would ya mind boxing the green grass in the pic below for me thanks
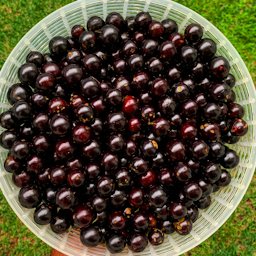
[0,0,255,255]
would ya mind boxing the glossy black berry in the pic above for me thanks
[18,63,39,84]
[7,83,32,104]
[49,36,68,57]
[221,149,239,169]
[80,226,102,247]
[197,39,217,61]
[128,233,148,252]
[135,12,152,30]
[18,186,41,209]
[106,12,125,31]
[34,204,53,225]
[210,57,230,79]
[185,23,203,43]
[100,25,120,51]
[162,18,178,36]
[106,234,126,253]
[87,16,105,31]
[0,130,17,149]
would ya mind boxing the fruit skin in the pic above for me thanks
[79,31,96,51]
[149,21,164,38]
[204,103,221,121]
[87,16,105,31]
[72,125,91,144]
[197,38,217,61]
[122,95,138,115]
[230,119,248,136]
[169,32,185,48]
[49,36,68,57]
[128,233,148,252]
[50,211,71,234]
[27,155,43,174]
[0,111,16,129]
[62,64,83,84]
[97,176,114,196]
[192,140,209,160]
[196,196,211,209]
[7,83,32,104]
[12,101,32,121]
[50,114,70,136]
[26,51,45,67]
[209,142,226,159]
[73,205,94,228]
[151,78,169,97]
[85,163,100,180]
[109,211,126,230]
[67,169,85,187]
[217,170,231,187]
[228,102,244,119]
[187,206,199,223]
[106,234,126,253]
[56,187,75,209]
[83,141,101,159]
[4,155,21,173]
[99,25,120,51]
[74,104,94,124]
[198,180,213,197]
[71,24,85,38]
[11,140,31,160]
[153,118,170,136]
[18,63,39,84]
[184,183,203,201]
[80,227,102,247]
[181,46,197,65]
[162,18,178,36]
[174,218,192,235]
[108,112,126,132]
[185,23,203,43]
[131,157,148,175]
[36,73,55,91]
[18,186,41,209]
[116,168,131,188]
[129,188,144,207]
[106,12,125,31]
[139,169,157,187]
[106,89,122,106]
[175,162,192,182]
[221,149,239,169]
[149,187,167,208]
[225,74,236,87]
[50,167,66,186]
[169,202,187,219]
[34,204,53,225]
[135,12,152,30]
[0,130,17,149]
[181,121,197,140]
[166,140,185,162]
[148,228,164,246]
[133,212,149,231]
[204,163,222,183]
[103,153,119,171]
[210,57,230,79]
[12,170,31,187]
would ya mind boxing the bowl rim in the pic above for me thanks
[0,0,255,255]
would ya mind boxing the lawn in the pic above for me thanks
[0,0,255,255]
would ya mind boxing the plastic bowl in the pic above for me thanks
[0,0,255,255]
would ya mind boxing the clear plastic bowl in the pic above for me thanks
[0,0,255,255]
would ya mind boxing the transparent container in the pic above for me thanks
[0,0,255,255]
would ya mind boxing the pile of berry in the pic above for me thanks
[0,11,248,253]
